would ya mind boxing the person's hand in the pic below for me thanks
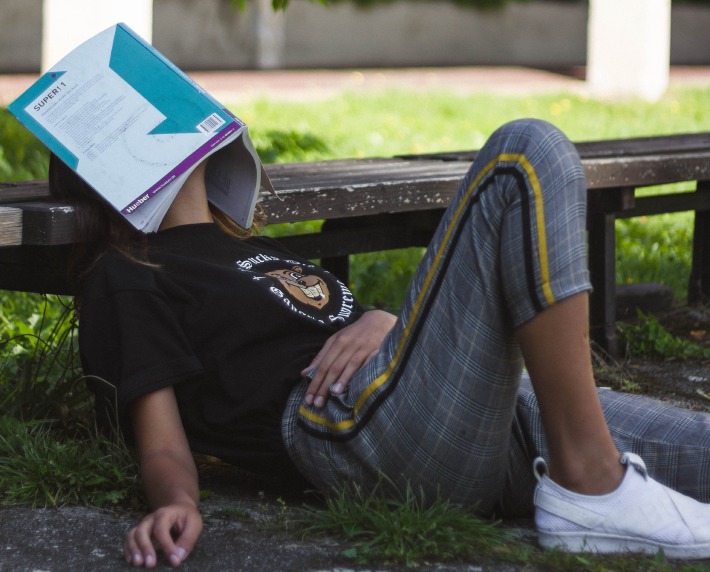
[124,502,202,568]
[302,309,397,408]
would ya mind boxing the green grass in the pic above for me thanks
[616,212,695,300]
[0,107,49,180]
[0,294,85,421]
[286,479,710,571]
[0,416,142,509]
[288,479,514,567]
[620,311,710,361]
[239,86,710,160]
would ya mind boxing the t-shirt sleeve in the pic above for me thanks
[78,253,205,425]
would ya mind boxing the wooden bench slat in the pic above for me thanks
[576,132,710,158]
[0,244,75,295]
[618,190,710,219]
[0,207,22,246]
[0,181,53,204]
[583,151,710,190]
[10,202,77,246]
[401,132,710,161]
[279,223,434,260]
[3,151,710,244]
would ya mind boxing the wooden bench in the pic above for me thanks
[1,132,709,357]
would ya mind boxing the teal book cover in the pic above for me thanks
[9,23,267,232]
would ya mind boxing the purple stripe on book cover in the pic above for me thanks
[120,122,240,215]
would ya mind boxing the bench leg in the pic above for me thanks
[588,210,619,358]
[321,255,350,284]
[688,181,710,305]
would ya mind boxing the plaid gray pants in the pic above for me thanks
[282,119,710,517]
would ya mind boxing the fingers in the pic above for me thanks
[124,507,202,568]
[302,310,397,409]
[124,516,159,568]
[152,519,184,568]
[304,363,353,408]
[303,335,370,408]
[170,512,203,566]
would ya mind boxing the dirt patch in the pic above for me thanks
[594,305,710,412]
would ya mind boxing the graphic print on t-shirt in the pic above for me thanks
[265,266,330,309]
[234,251,357,327]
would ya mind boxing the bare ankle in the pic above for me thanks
[549,454,624,496]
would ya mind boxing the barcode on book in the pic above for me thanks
[197,113,226,134]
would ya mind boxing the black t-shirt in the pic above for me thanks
[79,223,365,474]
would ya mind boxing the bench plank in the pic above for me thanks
[0,207,22,246]
[5,148,710,244]
[0,181,50,205]
[0,244,74,295]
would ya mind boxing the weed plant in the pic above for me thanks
[289,479,515,567]
[0,295,88,422]
[620,311,710,361]
[0,416,142,509]
[0,294,139,510]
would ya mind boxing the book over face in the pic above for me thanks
[9,23,272,233]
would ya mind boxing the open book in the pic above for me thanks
[9,23,273,233]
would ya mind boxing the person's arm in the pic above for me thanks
[123,386,203,569]
[302,309,397,408]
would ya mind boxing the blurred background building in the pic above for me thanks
[2,0,709,101]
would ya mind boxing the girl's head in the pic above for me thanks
[48,153,145,265]
[48,154,265,260]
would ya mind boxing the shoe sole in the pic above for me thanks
[538,531,710,560]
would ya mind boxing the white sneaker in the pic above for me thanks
[533,452,710,559]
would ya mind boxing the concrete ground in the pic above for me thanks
[0,461,537,572]
[1,67,710,571]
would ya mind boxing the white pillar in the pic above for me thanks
[254,0,285,69]
[587,0,671,102]
[42,0,153,71]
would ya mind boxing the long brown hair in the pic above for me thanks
[48,154,266,288]
[49,154,147,263]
